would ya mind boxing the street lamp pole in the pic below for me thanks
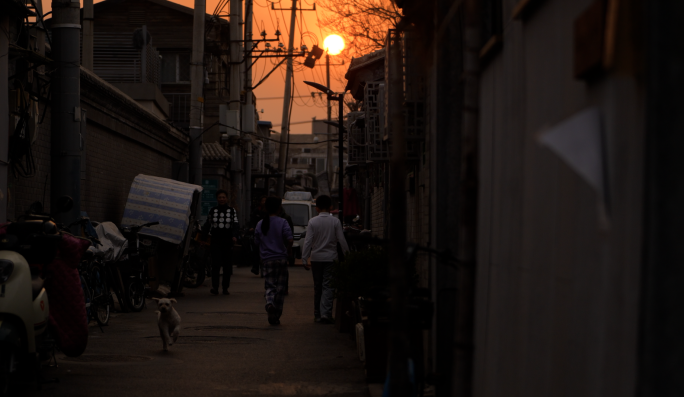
[303,80,345,218]
[326,53,333,187]
[337,93,344,219]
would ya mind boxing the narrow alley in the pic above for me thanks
[28,267,369,397]
[4,0,684,396]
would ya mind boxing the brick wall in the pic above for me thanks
[81,122,173,223]
[8,68,187,224]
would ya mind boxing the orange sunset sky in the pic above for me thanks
[44,0,348,134]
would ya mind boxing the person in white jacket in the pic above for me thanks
[301,195,349,323]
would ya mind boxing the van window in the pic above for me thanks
[282,204,310,226]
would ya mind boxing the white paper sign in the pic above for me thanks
[539,107,605,196]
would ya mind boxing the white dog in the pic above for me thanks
[153,298,181,351]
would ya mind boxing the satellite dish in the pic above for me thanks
[133,28,152,48]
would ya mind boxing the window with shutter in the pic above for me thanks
[161,54,176,83]
[178,53,191,82]
[160,53,191,83]
[128,6,146,26]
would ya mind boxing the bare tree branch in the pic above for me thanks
[318,0,401,60]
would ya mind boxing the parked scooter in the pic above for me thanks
[343,215,372,252]
[0,197,88,394]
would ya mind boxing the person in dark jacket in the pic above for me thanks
[249,196,268,231]
[202,189,239,295]
[254,197,293,325]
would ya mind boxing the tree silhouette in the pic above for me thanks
[318,0,401,60]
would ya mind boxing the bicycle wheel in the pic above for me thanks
[109,266,131,313]
[126,279,146,312]
[90,264,111,326]
[80,274,93,323]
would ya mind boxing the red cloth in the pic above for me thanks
[46,233,90,357]
[0,223,90,357]
[343,188,360,217]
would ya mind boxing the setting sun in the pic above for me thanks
[323,34,345,56]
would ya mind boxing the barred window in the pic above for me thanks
[160,53,191,83]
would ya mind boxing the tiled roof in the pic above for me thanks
[344,48,386,80]
[202,142,231,161]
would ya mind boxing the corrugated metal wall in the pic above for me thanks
[474,0,645,396]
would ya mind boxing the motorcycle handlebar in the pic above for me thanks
[127,221,160,233]
[67,217,91,228]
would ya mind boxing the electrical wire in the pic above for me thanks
[212,122,338,145]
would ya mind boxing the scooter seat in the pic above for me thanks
[85,246,105,258]
[31,275,45,300]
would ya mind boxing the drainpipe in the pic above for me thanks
[451,0,481,395]
[242,0,254,225]
[82,0,94,70]
[51,0,82,227]
[386,28,411,396]
[244,140,252,225]
[0,15,8,222]
[189,0,206,187]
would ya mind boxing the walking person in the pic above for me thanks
[301,195,349,324]
[254,197,293,325]
[202,189,239,295]
[248,196,268,275]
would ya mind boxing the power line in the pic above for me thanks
[258,95,322,100]
[272,119,329,127]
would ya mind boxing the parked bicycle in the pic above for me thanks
[182,220,211,289]
[67,217,111,326]
[117,221,159,311]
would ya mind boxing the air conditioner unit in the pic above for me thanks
[219,104,227,134]
[220,107,240,136]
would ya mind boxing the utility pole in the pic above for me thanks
[337,92,344,218]
[276,0,298,197]
[51,0,82,228]
[0,15,8,222]
[243,0,254,224]
[326,53,333,187]
[82,0,94,70]
[229,0,242,114]
[229,0,243,217]
[189,0,206,188]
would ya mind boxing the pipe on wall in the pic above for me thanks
[0,15,8,222]
[51,0,82,227]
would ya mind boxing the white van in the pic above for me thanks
[281,193,316,259]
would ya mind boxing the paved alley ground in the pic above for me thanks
[27,266,370,397]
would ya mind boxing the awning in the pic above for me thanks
[121,175,202,245]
